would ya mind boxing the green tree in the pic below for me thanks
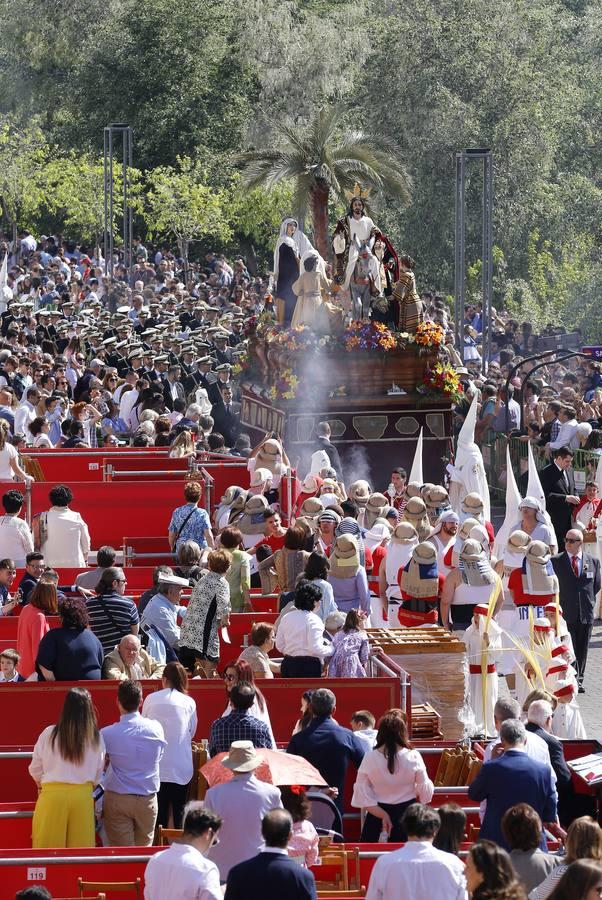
[237,105,411,258]
[145,157,232,279]
[0,116,48,244]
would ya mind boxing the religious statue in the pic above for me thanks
[273,218,310,325]
[350,241,380,321]
[291,252,331,328]
[332,186,378,290]
[392,254,424,332]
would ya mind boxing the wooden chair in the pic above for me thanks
[468,823,481,842]
[78,878,141,899]
[315,848,362,892]
[158,825,183,845]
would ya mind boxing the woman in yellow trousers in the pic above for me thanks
[29,687,105,848]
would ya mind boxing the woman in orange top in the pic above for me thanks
[17,582,58,678]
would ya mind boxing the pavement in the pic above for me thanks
[578,620,602,738]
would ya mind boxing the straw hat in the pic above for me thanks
[459,538,484,563]
[392,522,418,544]
[348,480,371,505]
[411,541,438,566]
[250,467,272,488]
[507,530,531,552]
[424,485,449,507]
[420,482,436,499]
[406,481,422,499]
[220,485,247,507]
[457,517,480,541]
[301,473,321,494]
[461,493,484,516]
[299,497,324,518]
[404,496,427,518]
[221,741,262,772]
[525,540,551,564]
[243,494,269,515]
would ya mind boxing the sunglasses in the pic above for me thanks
[565,538,582,543]
[223,673,236,682]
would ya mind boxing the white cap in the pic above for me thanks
[158,574,190,588]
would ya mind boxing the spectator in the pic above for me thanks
[0,557,20,614]
[225,809,317,900]
[275,580,333,677]
[103,633,163,680]
[287,688,365,814]
[492,385,522,433]
[177,549,231,677]
[33,484,90,568]
[28,687,105,848]
[0,648,25,682]
[75,545,117,591]
[303,552,338,623]
[262,527,311,594]
[545,860,602,900]
[328,608,370,677]
[16,581,58,678]
[0,489,33,565]
[138,564,173,617]
[292,690,314,736]
[237,622,281,678]
[468,719,558,851]
[502,803,560,893]
[142,662,198,829]
[15,888,52,900]
[350,709,378,752]
[86,566,139,655]
[101,680,166,846]
[220,526,251,613]
[280,786,320,868]
[173,540,205,585]
[526,700,573,824]
[0,419,31,482]
[550,406,579,451]
[17,552,45,605]
[539,447,579,550]
[465,841,527,900]
[529,816,602,900]
[13,387,40,443]
[433,803,467,857]
[144,805,223,900]
[327,534,371,614]
[140,573,189,663]
[168,481,214,555]
[36,596,104,681]
[352,710,434,841]
[208,682,273,757]
[365,803,467,900]
[204,741,283,882]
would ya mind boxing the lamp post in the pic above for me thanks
[103,124,134,278]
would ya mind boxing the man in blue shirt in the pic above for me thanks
[208,683,273,756]
[287,688,365,814]
[101,680,166,846]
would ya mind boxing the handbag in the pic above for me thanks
[172,506,197,559]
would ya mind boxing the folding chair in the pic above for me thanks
[78,878,141,899]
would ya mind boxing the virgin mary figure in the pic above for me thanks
[273,218,313,325]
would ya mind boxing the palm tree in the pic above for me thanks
[237,106,412,259]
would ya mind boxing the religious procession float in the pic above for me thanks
[238,187,459,477]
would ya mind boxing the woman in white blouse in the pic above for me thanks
[352,710,434,842]
[275,580,333,678]
[142,661,198,829]
[29,687,105,848]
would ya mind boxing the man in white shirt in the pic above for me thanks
[203,741,282,882]
[14,386,40,439]
[366,803,467,900]
[0,489,34,565]
[550,406,579,451]
[144,805,222,900]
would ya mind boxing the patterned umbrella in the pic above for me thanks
[201,749,327,788]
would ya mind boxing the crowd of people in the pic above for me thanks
[1,232,602,900]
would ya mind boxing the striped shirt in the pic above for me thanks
[86,592,139,655]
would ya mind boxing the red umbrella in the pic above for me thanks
[201,749,327,788]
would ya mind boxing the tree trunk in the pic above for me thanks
[310,182,330,260]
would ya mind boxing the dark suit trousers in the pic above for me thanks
[568,622,593,682]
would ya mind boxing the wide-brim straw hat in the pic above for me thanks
[349,480,371,504]
[221,741,262,772]
[459,538,484,562]
[393,522,418,543]
[462,492,484,515]
[411,541,437,566]
[404,497,427,517]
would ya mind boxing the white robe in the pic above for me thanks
[552,700,586,739]
[464,619,502,737]
[334,215,376,290]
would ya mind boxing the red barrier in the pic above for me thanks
[29,481,190,550]
[23,449,170,483]
[219,613,278,657]
[0,677,400,747]
[104,457,193,481]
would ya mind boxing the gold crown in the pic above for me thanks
[344,182,372,201]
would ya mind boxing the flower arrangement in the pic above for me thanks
[268,367,299,402]
[231,349,250,378]
[419,362,462,403]
[273,325,331,353]
[397,321,445,351]
[341,320,396,353]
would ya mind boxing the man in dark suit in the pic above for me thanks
[207,364,233,406]
[526,698,574,825]
[225,809,316,900]
[468,719,559,851]
[312,421,344,481]
[162,365,186,411]
[287,688,365,814]
[211,386,240,448]
[539,446,580,549]
[551,528,601,691]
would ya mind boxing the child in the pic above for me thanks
[463,603,502,738]
[350,710,377,752]
[280,786,320,867]
[328,609,369,678]
[0,648,25,682]
[552,678,586,739]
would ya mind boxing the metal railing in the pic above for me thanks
[368,654,411,725]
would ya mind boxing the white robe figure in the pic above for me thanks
[333,213,377,290]
[194,386,212,416]
[551,682,587,739]
[273,218,313,281]
[447,395,491,522]
[527,443,558,551]
[464,613,502,737]
[409,427,424,486]
[493,446,522,562]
